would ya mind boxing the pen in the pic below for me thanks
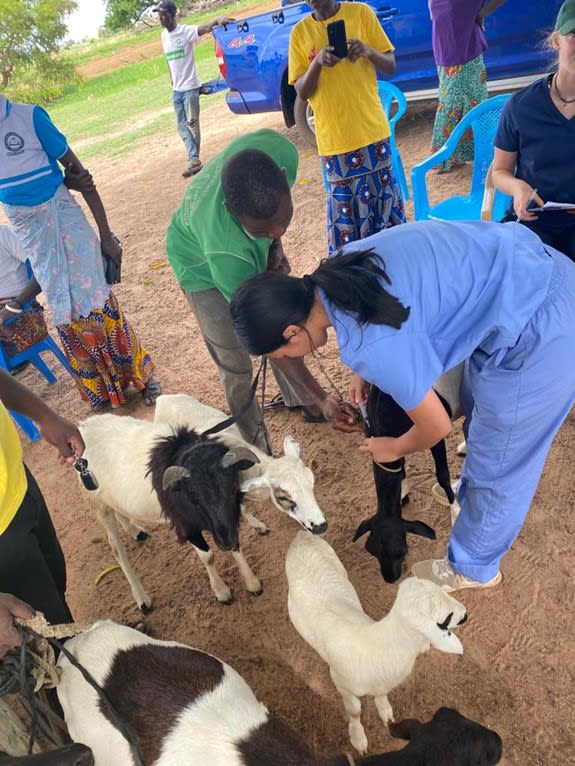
[517,188,538,223]
[358,401,371,433]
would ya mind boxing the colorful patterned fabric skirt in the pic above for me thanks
[322,138,406,254]
[431,55,488,173]
[56,291,154,410]
[0,299,48,356]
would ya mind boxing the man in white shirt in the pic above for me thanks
[153,0,233,178]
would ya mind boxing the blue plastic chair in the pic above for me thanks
[1,306,73,441]
[376,80,410,201]
[411,94,511,221]
[320,80,410,201]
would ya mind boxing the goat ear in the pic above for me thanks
[403,519,436,540]
[283,435,300,458]
[221,447,260,469]
[389,718,420,741]
[162,465,192,492]
[353,519,372,542]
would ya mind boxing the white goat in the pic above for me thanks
[285,532,468,754]
[79,414,264,610]
[154,394,327,534]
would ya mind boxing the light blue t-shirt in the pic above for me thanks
[320,220,553,411]
[0,100,67,206]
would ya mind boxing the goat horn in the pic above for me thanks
[162,465,191,491]
[221,447,260,468]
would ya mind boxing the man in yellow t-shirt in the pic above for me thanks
[289,0,406,253]
[0,369,84,625]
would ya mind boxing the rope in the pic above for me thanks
[0,616,145,765]
[372,459,403,473]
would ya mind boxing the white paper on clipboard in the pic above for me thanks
[529,201,575,211]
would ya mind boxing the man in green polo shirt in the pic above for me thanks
[167,128,354,452]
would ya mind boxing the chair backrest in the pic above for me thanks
[376,80,410,200]
[411,93,511,220]
[377,79,407,130]
[465,94,511,201]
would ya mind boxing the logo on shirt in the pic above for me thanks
[4,132,24,155]
[308,46,317,63]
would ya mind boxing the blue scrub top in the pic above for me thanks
[320,221,553,411]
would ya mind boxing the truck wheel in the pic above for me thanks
[294,96,317,149]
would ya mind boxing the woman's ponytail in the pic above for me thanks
[310,249,410,328]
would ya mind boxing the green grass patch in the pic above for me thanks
[44,0,275,160]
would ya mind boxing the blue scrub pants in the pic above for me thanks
[449,247,575,581]
[172,88,201,161]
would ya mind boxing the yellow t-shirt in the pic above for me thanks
[0,401,27,535]
[289,2,393,156]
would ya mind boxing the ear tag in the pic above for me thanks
[74,458,99,491]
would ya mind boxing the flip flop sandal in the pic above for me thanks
[301,406,326,423]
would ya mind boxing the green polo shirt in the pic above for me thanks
[166,129,299,301]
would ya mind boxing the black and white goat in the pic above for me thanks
[56,621,501,766]
[79,414,262,610]
[353,385,459,583]
[0,745,93,766]
[154,394,327,534]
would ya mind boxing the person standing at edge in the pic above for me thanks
[289,0,405,253]
[166,128,357,454]
[0,368,85,624]
[429,0,507,173]
[154,0,234,178]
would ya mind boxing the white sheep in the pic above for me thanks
[154,394,327,534]
[285,531,468,754]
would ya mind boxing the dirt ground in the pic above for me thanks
[12,98,575,764]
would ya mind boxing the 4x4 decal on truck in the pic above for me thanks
[227,33,256,49]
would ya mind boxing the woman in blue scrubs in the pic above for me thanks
[230,220,575,592]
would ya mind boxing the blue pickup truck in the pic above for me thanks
[207,0,562,131]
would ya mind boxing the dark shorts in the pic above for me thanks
[0,466,72,624]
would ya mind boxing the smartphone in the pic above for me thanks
[327,19,347,59]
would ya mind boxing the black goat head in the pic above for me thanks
[353,515,436,583]
[389,707,503,765]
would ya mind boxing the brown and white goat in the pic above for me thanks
[56,622,501,766]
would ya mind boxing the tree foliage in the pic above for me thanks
[104,0,186,32]
[0,0,78,92]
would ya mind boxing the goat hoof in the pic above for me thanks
[136,531,149,542]
[139,602,153,615]
[217,593,234,605]
[257,526,270,536]
[249,586,264,597]
[401,493,410,506]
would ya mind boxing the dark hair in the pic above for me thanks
[230,249,410,355]
[221,149,290,219]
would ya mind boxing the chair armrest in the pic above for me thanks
[480,163,495,221]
